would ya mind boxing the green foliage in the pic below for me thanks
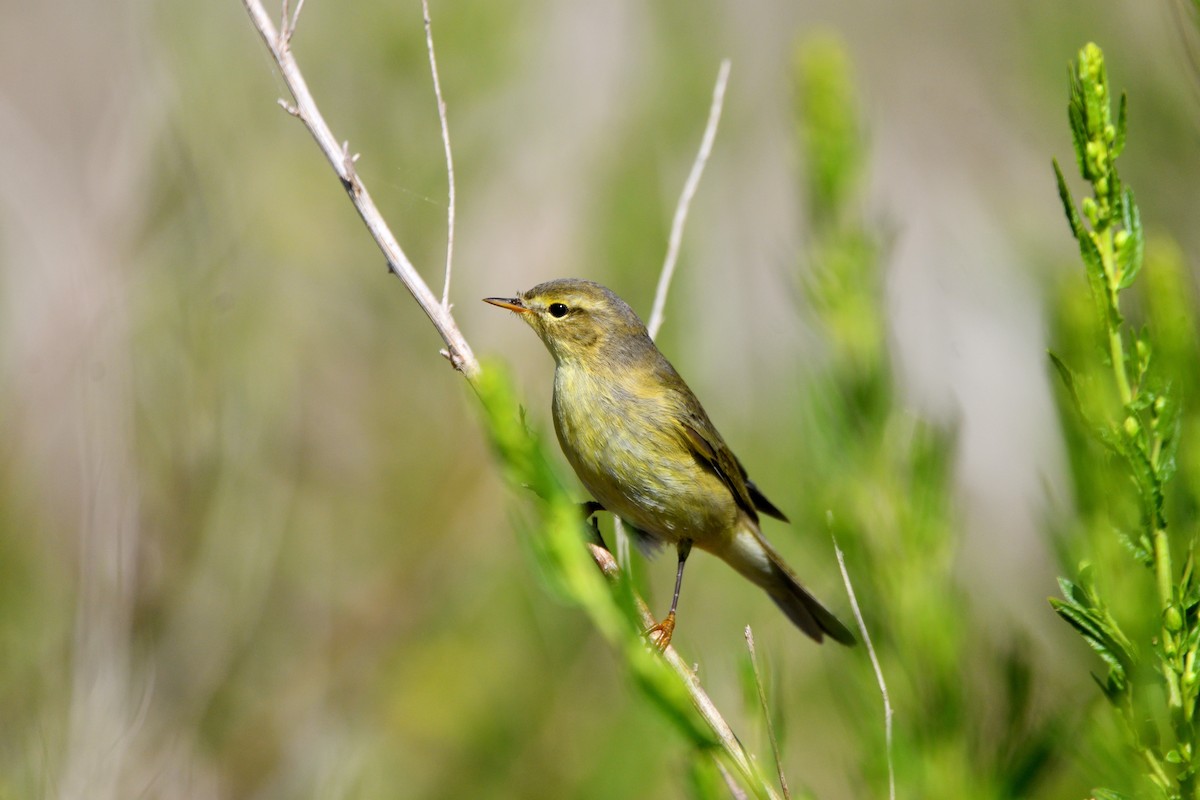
[1050,565,1136,702]
[795,34,882,380]
[794,33,1062,799]
[1049,42,1200,799]
[795,35,865,229]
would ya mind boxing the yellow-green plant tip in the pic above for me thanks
[1165,606,1183,633]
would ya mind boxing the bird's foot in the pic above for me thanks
[646,611,676,651]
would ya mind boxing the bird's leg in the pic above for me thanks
[580,501,607,549]
[647,539,693,651]
[580,500,605,520]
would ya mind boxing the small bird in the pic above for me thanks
[484,279,854,649]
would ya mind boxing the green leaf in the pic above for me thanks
[1113,92,1128,159]
[1049,597,1122,670]
[1048,351,1085,417]
[1068,83,1089,179]
[1156,399,1181,487]
[1053,160,1109,323]
[1093,421,1126,459]
[1050,567,1137,683]
[1090,788,1134,800]
[1077,560,1096,586]
[1056,574,1085,606]
[1054,160,1091,250]
[1181,551,1200,611]
[1080,45,1110,149]
[1089,669,1126,704]
[1131,331,1152,387]
[1115,528,1153,567]
[1116,187,1144,289]
[1103,425,1161,529]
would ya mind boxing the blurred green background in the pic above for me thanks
[1,0,1198,798]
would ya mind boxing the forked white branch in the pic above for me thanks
[279,0,305,45]
[241,0,478,376]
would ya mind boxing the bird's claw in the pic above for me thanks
[646,611,676,651]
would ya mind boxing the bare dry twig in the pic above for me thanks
[647,58,731,340]
[279,0,305,45]
[241,0,478,377]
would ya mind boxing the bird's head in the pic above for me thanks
[484,279,650,365]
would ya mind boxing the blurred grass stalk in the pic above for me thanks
[795,33,1061,797]
[1049,42,1200,798]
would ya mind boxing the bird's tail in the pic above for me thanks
[720,521,856,646]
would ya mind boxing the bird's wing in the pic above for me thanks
[740,465,789,523]
[678,418,760,523]
[677,416,789,523]
[657,357,788,523]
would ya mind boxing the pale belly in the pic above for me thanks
[552,366,736,548]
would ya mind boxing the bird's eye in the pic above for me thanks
[548,303,569,318]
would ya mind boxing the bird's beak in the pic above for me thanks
[483,296,529,314]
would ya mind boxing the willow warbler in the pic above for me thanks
[484,279,854,649]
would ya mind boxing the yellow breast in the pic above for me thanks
[551,363,737,547]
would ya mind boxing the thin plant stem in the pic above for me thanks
[422,0,457,310]
[715,760,751,800]
[1098,231,1133,407]
[745,626,791,800]
[834,536,895,800]
[648,58,731,340]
